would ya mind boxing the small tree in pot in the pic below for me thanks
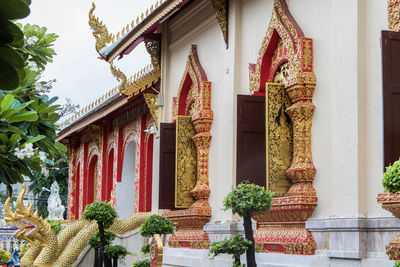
[139,214,175,238]
[89,230,116,267]
[84,202,117,267]
[104,245,129,267]
[209,234,252,267]
[223,182,274,267]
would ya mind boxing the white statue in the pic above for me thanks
[47,181,65,220]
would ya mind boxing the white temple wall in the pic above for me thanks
[163,0,235,222]
[160,0,390,219]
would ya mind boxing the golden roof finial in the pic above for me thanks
[88,2,113,52]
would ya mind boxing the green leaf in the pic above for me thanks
[8,111,38,123]
[7,126,24,136]
[0,45,25,69]
[0,94,14,111]
[9,134,20,146]
[26,135,45,144]
[0,0,30,20]
[0,57,19,90]
[53,141,67,153]
[0,19,24,45]
[0,133,8,144]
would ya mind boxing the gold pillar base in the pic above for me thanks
[253,194,317,255]
[254,223,316,255]
[378,192,400,260]
[164,200,211,249]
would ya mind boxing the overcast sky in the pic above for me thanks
[21,0,155,114]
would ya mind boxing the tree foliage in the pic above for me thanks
[139,215,174,237]
[83,202,117,229]
[140,243,150,256]
[209,234,251,267]
[383,158,400,193]
[104,245,129,260]
[223,183,274,217]
[0,7,66,187]
[48,220,62,235]
[132,259,150,267]
[88,230,116,249]
[223,182,274,267]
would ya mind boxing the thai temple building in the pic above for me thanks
[55,0,400,266]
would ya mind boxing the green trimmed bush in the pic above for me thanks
[84,202,118,267]
[88,230,116,249]
[139,215,174,237]
[48,220,62,235]
[209,234,252,267]
[383,159,400,193]
[141,243,150,256]
[223,182,274,267]
[132,259,150,267]
[83,202,117,228]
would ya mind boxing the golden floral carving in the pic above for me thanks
[150,234,163,267]
[144,37,161,71]
[175,116,197,208]
[210,0,228,48]
[143,93,159,127]
[266,83,292,195]
[88,125,102,150]
[388,0,400,31]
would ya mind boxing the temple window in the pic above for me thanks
[382,30,400,168]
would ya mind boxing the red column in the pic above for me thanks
[82,143,88,211]
[101,123,108,201]
[139,115,146,212]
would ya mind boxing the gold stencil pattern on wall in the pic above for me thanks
[175,116,197,208]
[266,83,293,195]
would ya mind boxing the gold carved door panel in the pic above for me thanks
[175,116,197,208]
[266,83,293,195]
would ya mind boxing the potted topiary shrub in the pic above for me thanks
[378,159,400,260]
[139,215,174,266]
[84,202,117,267]
[104,245,129,267]
[132,258,150,267]
[223,182,274,267]
[88,230,116,267]
[209,234,252,267]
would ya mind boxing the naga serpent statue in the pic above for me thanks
[5,184,151,267]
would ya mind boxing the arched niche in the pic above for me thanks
[116,141,136,219]
[87,154,99,205]
[164,45,213,249]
